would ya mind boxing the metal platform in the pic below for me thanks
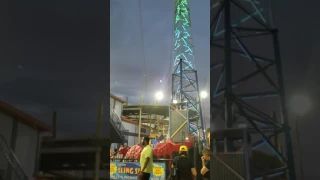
[122,105,199,134]
[122,105,170,134]
[122,105,169,117]
[39,137,110,171]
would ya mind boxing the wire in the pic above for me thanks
[164,0,178,98]
[164,0,176,97]
[138,0,149,104]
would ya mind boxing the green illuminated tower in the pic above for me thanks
[170,0,206,146]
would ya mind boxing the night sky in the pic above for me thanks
[0,0,319,178]
[110,0,210,127]
[0,0,110,136]
[273,0,320,178]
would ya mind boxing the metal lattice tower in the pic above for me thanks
[211,0,296,179]
[170,0,206,144]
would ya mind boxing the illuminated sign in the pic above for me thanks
[110,162,166,180]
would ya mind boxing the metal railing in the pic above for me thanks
[0,135,28,180]
[211,152,246,180]
[110,105,127,141]
[123,130,129,142]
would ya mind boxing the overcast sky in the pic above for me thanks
[110,0,210,127]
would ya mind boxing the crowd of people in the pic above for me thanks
[110,144,129,162]
[139,136,210,180]
[110,135,211,180]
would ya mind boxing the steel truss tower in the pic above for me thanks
[210,0,296,179]
[171,0,206,144]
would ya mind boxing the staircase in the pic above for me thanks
[0,135,28,180]
[110,105,126,143]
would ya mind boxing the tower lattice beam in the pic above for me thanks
[210,0,296,179]
[170,0,206,146]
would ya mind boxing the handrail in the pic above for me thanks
[0,134,29,180]
[212,153,245,180]
[110,105,126,141]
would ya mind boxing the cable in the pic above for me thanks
[164,0,176,97]
[138,0,149,104]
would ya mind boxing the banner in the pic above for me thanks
[110,162,166,180]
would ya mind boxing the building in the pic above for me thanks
[0,100,52,180]
[121,117,151,146]
[110,93,126,119]
[110,94,127,151]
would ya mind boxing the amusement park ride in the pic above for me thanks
[169,0,207,149]
[122,0,206,178]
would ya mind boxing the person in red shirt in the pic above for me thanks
[122,144,129,156]
[118,144,130,161]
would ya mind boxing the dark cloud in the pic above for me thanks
[0,0,109,136]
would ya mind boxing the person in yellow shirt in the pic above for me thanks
[139,136,153,180]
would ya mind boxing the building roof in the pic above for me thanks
[0,101,52,132]
[110,93,126,103]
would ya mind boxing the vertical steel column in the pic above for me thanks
[179,59,183,102]
[243,129,251,180]
[186,102,190,135]
[195,71,206,144]
[138,108,142,142]
[94,100,103,180]
[272,30,296,180]
[224,0,233,152]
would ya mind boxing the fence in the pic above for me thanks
[0,135,28,180]
[110,105,127,141]
[211,152,246,180]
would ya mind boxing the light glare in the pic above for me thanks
[200,91,208,98]
[155,92,164,101]
[290,94,312,116]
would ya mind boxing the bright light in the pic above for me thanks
[200,91,208,99]
[173,100,178,104]
[290,94,312,116]
[185,137,189,140]
[155,92,164,101]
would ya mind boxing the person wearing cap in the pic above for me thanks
[171,145,197,180]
